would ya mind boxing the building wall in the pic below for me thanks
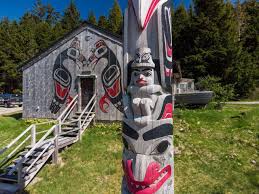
[23,26,123,121]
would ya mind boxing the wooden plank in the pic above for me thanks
[0,183,20,193]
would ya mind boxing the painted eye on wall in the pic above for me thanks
[152,140,170,155]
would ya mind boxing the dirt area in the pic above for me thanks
[0,107,22,116]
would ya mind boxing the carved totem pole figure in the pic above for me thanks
[122,0,173,194]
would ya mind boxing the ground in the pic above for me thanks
[0,104,258,194]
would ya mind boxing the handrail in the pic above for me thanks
[24,125,56,159]
[8,125,57,175]
[78,94,96,121]
[25,141,53,174]
[61,100,78,123]
[81,100,96,127]
[0,125,33,156]
[0,120,57,157]
[0,135,31,168]
[57,95,78,122]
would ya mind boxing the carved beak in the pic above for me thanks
[131,0,164,29]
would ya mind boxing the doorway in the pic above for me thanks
[80,77,95,110]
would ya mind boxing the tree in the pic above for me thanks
[45,4,60,25]
[108,0,123,34]
[61,0,81,32]
[87,11,97,25]
[98,15,108,29]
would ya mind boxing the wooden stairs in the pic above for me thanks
[0,95,96,193]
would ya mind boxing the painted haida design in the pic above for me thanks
[50,37,87,114]
[123,0,173,194]
[87,40,123,113]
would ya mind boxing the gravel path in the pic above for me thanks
[0,107,22,116]
[225,101,259,105]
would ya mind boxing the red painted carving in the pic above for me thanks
[161,103,172,119]
[123,160,172,194]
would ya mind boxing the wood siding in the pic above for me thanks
[23,25,123,121]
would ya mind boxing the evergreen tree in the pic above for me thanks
[35,22,53,51]
[32,0,46,22]
[0,19,23,92]
[108,0,123,34]
[98,15,108,29]
[87,11,97,25]
[45,4,60,25]
[61,0,81,32]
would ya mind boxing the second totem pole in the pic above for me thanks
[122,0,174,194]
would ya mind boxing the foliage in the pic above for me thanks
[60,0,81,33]
[87,11,97,25]
[107,0,123,35]
[172,0,258,99]
[98,15,109,29]
[196,76,235,106]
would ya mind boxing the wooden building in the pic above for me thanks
[21,22,124,121]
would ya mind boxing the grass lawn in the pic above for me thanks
[0,105,258,194]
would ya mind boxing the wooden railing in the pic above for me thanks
[0,121,56,168]
[57,95,78,133]
[78,94,96,139]
[0,94,96,187]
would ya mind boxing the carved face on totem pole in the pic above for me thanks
[122,48,173,194]
[123,0,173,193]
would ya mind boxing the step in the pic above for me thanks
[58,136,77,148]
[25,139,54,150]
[75,112,95,115]
[0,183,20,193]
[19,150,49,158]
[0,174,18,183]
[22,166,38,175]
[62,123,78,127]
[61,127,77,131]
[60,131,79,137]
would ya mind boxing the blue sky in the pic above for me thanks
[0,0,191,21]
[0,0,237,21]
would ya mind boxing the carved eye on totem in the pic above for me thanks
[123,137,134,152]
[144,71,152,77]
[134,71,140,77]
[151,140,170,155]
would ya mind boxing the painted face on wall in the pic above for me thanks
[131,68,154,87]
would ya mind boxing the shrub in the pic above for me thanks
[196,76,235,108]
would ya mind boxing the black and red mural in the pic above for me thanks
[87,40,123,113]
[50,37,87,114]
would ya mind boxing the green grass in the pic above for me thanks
[0,105,258,194]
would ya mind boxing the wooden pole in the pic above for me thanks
[31,124,36,146]
[52,125,59,164]
[122,0,174,193]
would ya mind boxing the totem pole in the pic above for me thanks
[122,0,173,194]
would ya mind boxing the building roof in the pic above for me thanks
[21,21,122,71]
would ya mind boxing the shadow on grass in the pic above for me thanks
[246,170,259,188]
[3,113,22,120]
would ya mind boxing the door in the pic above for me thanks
[81,78,95,109]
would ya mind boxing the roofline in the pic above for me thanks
[20,21,122,71]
